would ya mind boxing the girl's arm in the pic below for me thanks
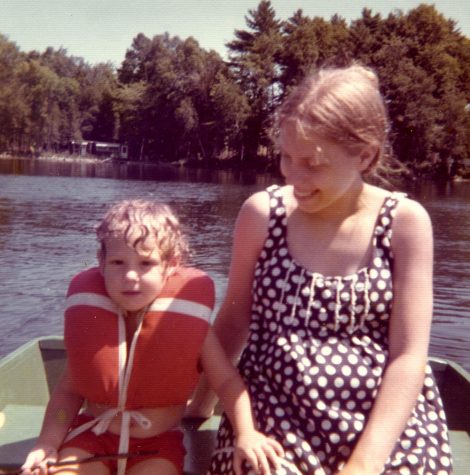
[21,365,84,474]
[200,328,284,475]
[338,198,434,475]
[186,191,270,417]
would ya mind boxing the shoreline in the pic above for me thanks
[1,153,470,182]
[0,153,179,168]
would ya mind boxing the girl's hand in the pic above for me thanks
[234,430,284,475]
[21,445,58,475]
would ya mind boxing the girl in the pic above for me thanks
[190,65,452,474]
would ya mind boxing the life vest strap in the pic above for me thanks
[64,307,152,475]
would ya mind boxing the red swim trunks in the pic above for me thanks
[60,414,186,473]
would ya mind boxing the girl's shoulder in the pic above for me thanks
[240,185,286,218]
[366,185,429,217]
[373,188,433,250]
[234,189,272,243]
[364,185,432,237]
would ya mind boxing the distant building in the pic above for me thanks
[69,141,128,160]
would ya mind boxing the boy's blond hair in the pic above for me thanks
[96,199,189,266]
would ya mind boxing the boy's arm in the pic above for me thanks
[22,364,84,472]
[187,192,270,418]
[200,328,284,475]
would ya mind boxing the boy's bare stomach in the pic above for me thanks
[85,401,186,438]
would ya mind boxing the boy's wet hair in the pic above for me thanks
[96,199,189,265]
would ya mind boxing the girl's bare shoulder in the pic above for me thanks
[234,188,272,248]
[238,185,288,222]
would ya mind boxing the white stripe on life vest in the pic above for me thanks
[65,292,118,314]
[66,293,211,322]
[149,297,212,322]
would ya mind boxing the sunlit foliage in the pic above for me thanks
[1,2,469,180]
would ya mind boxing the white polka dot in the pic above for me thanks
[309,387,319,398]
[339,420,349,431]
[337,344,348,354]
[424,376,434,387]
[329,432,340,443]
[357,365,368,376]
[341,366,352,376]
[321,420,332,430]
[340,390,351,399]
[286,432,296,444]
[350,378,360,388]
[325,365,336,375]
[322,289,332,299]
[377,280,386,290]
[353,420,364,431]
[334,377,344,388]
[325,389,335,399]
[373,257,383,267]
[280,420,291,430]
[416,437,426,448]
[428,423,438,434]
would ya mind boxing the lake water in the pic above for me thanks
[1,157,469,371]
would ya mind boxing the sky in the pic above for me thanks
[1,0,469,67]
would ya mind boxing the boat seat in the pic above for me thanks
[1,403,469,474]
[0,403,220,475]
[448,429,470,475]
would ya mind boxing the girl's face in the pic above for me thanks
[279,122,370,215]
[100,236,169,316]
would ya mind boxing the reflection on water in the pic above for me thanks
[413,181,470,369]
[0,156,276,186]
[0,157,469,371]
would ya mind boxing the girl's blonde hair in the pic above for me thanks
[278,64,391,175]
[96,199,189,266]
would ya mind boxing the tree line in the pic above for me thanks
[1,1,469,180]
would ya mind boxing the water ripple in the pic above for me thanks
[1,173,469,371]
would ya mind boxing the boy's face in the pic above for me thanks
[99,237,169,316]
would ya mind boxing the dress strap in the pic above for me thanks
[261,185,288,257]
[266,184,285,221]
[372,192,406,259]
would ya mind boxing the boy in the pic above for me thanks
[22,199,283,475]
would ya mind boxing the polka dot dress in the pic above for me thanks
[208,185,452,475]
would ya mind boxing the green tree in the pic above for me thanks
[371,5,470,176]
[226,0,283,168]
[16,59,80,151]
[0,35,27,151]
[279,10,350,93]
[118,33,242,163]
[77,62,118,142]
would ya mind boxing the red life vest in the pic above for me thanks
[64,266,214,409]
